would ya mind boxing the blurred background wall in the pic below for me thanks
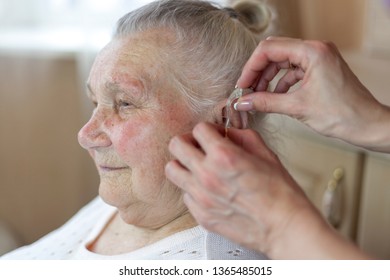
[0,0,389,257]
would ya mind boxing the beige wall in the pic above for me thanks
[299,0,367,49]
[0,55,99,246]
[273,0,367,50]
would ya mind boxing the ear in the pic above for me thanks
[211,99,248,129]
[212,99,227,126]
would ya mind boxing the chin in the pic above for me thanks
[98,180,132,209]
[98,186,159,228]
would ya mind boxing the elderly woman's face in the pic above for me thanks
[78,32,199,227]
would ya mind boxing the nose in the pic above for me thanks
[78,108,112,150]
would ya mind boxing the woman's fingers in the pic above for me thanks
[168,133,204,172]
[167,124,238,198]
[165,160,192,191]
[235,91,303,118]
[237,38,308,89]
[180,122,278,163]
[273,67,305,93]
[254,60,292,92]
[165,121,318,257]
[191,122,228,154]
[225,126,278,161]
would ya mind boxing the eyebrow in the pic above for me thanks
[86,80,149,104]
[85,82,129,98]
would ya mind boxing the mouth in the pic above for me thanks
[98,166,129,172]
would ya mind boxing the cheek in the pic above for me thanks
[112,117,168,165]
[111,109,197,167]
[114,122,146,159]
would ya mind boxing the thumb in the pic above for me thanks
[235,92,298,116]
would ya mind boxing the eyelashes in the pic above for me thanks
[116,99,137,111]
[90,99,137,114]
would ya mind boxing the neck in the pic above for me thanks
[89,210,198,255]
[118,210,197,242]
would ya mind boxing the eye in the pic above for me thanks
[116,99,135,111]
[119,100,130,107]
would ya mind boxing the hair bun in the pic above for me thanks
[228,0,272,34]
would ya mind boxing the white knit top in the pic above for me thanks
[1,197,268,260]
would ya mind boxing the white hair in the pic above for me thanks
[114,0,274,116]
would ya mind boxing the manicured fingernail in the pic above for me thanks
[234,99,253,111]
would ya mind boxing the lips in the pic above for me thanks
[98,165,129,172]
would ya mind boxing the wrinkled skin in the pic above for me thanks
[77,31,202,254]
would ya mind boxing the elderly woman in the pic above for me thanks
[2,0,272,260]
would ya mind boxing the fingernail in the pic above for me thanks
[234,99,253,111]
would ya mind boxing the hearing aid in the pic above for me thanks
[224,87,253,136]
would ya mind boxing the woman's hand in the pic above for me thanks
[165,122,370,259]
[165,122,323,258]
[236,37,390,152]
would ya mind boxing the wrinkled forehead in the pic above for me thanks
[89,30,175,91]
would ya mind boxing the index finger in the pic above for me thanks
[192,122,273,160]
[237,37,308,89]
[192,122,228,154]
